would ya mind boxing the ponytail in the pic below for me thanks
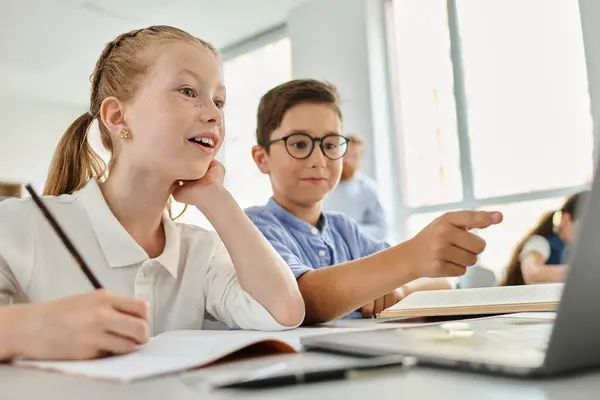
[44,113,107,196]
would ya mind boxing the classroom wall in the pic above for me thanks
[287,0,399,239]
[579,0,600,170]
[0,97,83,191]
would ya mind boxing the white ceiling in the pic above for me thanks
[0,0,308,107]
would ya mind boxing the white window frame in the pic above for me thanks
[385,0,590,242]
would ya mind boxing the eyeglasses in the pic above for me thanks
[264,133,350,160]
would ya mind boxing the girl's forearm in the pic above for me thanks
[197,189,304,327]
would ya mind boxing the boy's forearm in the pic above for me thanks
[299,243,419,324]
[198,189,304,327]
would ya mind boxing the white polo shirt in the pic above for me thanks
[520,235,551,261]
[0,179,290,335]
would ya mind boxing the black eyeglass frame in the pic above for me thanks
[263,133,350,160]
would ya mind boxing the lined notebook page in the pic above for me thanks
[15,334,298,382]
[388,283,564,311]
[15,328,371,382]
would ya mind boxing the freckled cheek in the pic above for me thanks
[136,109,183,148]
[148,111,178,139]
[140,98,173,121]
[166,100,197,123]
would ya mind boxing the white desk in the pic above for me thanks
[2,352,600,400]
[2,318,599,400]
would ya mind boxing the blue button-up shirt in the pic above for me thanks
[246,198,390,319]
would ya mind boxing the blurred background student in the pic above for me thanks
[500,191,589,286]
[323,133,389,241]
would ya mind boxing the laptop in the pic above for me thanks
[302,180,598,377]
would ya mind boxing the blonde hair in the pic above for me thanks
[44,26,218,200]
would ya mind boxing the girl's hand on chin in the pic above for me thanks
[172,160,227,208]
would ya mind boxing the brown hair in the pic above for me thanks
[499,191,590,286]
[256,79,342,149]
[44,26,217,197]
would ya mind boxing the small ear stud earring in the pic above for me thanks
[120,128,130,139]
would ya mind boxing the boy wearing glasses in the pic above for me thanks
[247,79,503,324]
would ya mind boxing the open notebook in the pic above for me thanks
[13,327,366,382]
[378,283,563,319]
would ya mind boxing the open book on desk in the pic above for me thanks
[378,283,563,319]
[14,327,369,382]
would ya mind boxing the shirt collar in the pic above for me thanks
[154,215,181,279]
[265,197,328,235]
[77,179,180,278]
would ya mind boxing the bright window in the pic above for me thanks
[221,37,292,210]
[476,197,566,276]
[457,0,593,198]
[392,0,463,207]
[390,0,593,277]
